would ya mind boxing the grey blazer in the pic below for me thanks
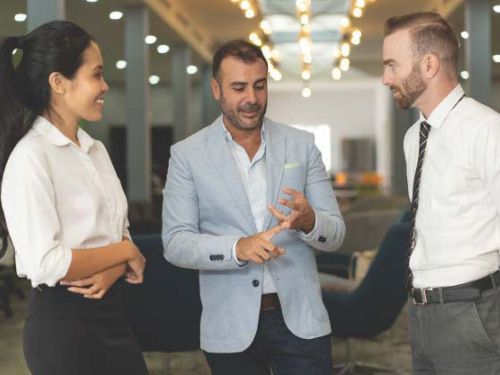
[162,116,345,353]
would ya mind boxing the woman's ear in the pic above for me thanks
[48,72,66,95]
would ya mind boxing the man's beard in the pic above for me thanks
[391,62,427,109]
[219,95,267,132]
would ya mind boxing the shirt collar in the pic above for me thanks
[32,116,95,153]
[221,118,267,143]
[419,84,464,129]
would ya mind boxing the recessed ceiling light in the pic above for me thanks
[493,5,500,13]
[302,87,312,98]
[86,0,98,3]
[116,60,127,70]
[332,67,342,80]
[493,54,500,63]
[14,13,27,22]
[157,44,170,54]
[149,75,160,85]
[145,35,157,45]
[460,71,470,80]
[460,31,469,39]
[186,65,198,75]
[109,11,123,20]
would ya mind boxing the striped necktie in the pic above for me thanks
[406,120,431,290]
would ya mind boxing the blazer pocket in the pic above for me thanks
[282,166,306,191]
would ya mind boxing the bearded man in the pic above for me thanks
[383,12,500,374]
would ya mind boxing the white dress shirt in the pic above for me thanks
[404,85,500,288]
[223,123,322,294]
[1,116,130,287]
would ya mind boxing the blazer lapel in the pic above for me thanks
[206,117,258,232]
[263,119,285,230]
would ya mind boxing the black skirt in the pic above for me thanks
[23,280,149,375]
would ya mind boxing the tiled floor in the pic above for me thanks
[0,281,411,374]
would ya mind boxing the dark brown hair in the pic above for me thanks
[212,39,268,81]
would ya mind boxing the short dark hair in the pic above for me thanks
[385,12,459,78]
[212,39,268,80]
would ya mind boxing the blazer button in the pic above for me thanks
[252,279,260,287]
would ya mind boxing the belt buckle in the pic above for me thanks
[412,287,433,305]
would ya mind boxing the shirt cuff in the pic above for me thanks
[296,209,319,240]
[232,238,248,267]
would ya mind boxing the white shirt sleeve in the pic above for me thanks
[1,149,72,287]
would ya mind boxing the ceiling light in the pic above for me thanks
[340,17,351,28]
[296,0,308,13]
[460,31,469,40]
[340,58,350,71]
[116,60,127,69]
[186,65,198,75]
[157,44,170,54]
[245,8,255,18]
[351,37,361,45]
[300,14,309,25]
[109,11,123,20]
[332,67,342,80]
[303,54,312,64]
[260,20,272,35]
[341,42,351,57]
[249,33,262,46]
[149,75,160,85]
[261,45,272,59]
[301,70,311,80]
[240,0,250,10]
[493,5,500,13]
[352,29,362,39]
[333,48,341,59]
[353,8,363,18]
[270,68,282,81]
[14,13,27,22]
[355,0,366,8]
[493,54,500,63]
[460,71,469,80]
[302,87,311,98]
[86,0,98,2]
[145,35,157,45]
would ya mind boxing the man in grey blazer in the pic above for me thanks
[162,39,345,375]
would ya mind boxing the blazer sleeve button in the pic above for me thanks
[252,279,260,287]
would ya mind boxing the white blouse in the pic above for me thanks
[1,116,130,287]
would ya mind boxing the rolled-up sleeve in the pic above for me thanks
[1,150,72,287]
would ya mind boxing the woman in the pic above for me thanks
[0,21,149,374]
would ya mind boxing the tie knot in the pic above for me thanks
[421,121,431,132]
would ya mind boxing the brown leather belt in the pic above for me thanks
[261,293,280,311]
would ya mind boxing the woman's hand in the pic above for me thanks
[125,244,146,284]
[60,263,126,299]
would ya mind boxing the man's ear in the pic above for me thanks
[421,54,439,79]
[48,72,67,95]
[211,78,221,100]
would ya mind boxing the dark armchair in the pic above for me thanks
[322,222,410,373]
[124,234,201,352]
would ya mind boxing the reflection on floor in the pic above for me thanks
[0,280,411,375]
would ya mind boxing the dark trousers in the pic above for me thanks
[409,286,500,374]
[23,281,148,375]
[204,308,332,375]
